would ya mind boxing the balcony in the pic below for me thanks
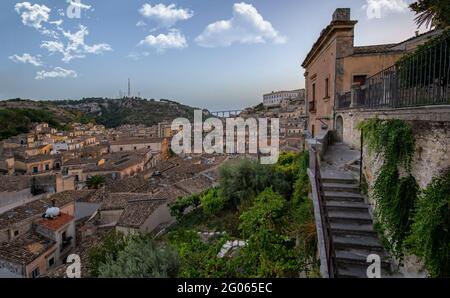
[337,33,450,110]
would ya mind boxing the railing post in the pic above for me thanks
[350,85,358,108]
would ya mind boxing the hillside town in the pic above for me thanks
[0,2,449,280]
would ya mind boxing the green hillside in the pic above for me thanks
[54,97,206,128]
[0,99,93,140]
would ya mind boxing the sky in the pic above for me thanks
[0,0,427,111]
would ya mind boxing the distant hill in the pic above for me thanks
[0,99,93,140]
[53,97,207,128]
[0,97,208,141]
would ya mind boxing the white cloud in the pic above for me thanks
[138,29,187,53]
[127,51,150,61]
[35,67,77,80]
[41,25,112,62]
[139,3,193,28]
[363,0,409,19]
[9,53,43,66]
[136,20,147,27]
[14,2,51,29]
[195,2,286,48]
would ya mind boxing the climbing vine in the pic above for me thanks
[406,170,450,277]
[358,119,419,257]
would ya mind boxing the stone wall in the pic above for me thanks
[336,106,450,189]
[336,106,450,276]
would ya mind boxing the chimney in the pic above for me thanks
[332,8,351,21]
[415,30,420,37]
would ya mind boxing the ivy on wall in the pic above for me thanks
[359,118,450,277]
[406,170,450,277]
[358,119,419,257]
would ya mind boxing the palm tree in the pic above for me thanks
[86,175,106,189]
[410,0,450,29]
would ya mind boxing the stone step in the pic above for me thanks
[346,164,360,173]
[326,200,369,212]
[333,234,383,251]
[321,182,360,193]
[335,248,391,267]
[328,210,372,222]
[321,177,358,185]
[336,260,391,278]
[323,191,365,203]
[330,221,377,237]
[336,263,368,278]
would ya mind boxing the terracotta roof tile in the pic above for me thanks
[36,213,74,231]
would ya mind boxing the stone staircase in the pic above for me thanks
[320,167,391,278]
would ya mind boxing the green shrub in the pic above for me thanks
[98,235,179,278]
[87,231,129,277]
[200,188,226,216]
[407,170,450,277]
[169,193,202,220]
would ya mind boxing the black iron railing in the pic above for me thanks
[337,92,351,109]
[337,32,450,110]
[313,150,337,278]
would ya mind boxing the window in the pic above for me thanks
[325,78,330,98]
[32,167,38,174]
[45,164,50,171]
[134,147,137,151]
[353,75,367,86]
[312,83,316,101]
[13,230,19,237]
[120,147,123,152]
[31,267,40,278]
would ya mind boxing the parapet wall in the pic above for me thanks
[336,105,450,188]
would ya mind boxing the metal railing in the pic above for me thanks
[308,131,337,278]
[337,32,450,110]
[337,92,351,109]
[313,151,337,278]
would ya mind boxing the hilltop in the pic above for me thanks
[53,97,206,128]
[0,97,207,140]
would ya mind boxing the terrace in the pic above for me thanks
[337,33,450,110]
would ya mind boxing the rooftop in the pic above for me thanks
[110,137,164,146]
[0,176,32,192]
[0,192,75,228]
[0,232,56,265]
[116,198,167,228]
[99,193,157,211]
[36,213,74,231]
[353,44,403,55]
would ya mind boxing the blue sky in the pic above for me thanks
[0,0,425,110]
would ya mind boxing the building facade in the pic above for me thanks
[263,89,305,107]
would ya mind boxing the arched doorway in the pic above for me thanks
[336,115,344,142]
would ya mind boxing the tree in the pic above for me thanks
[87,231,129,277]
[410,0,450,29]
[86,175,106,189]
[98,236,179,278]
[238,188,300,277]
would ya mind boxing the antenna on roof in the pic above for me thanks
[128,78,131,98]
